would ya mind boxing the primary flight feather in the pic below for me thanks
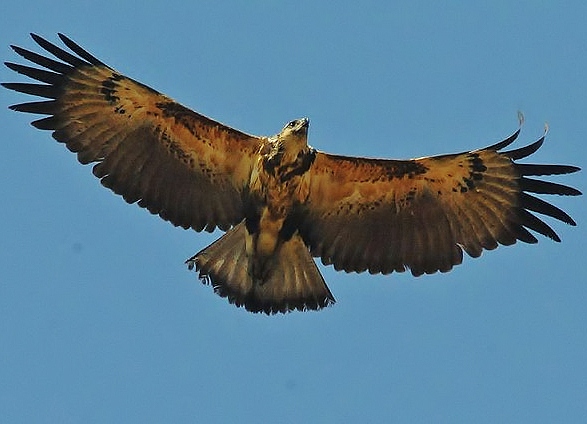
[3,34,581,314]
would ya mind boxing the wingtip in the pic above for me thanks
[29,33,45,45]
[568,187,582,196]
[57,33,70,43]
[504,136,545,160]
[485,127,521,151]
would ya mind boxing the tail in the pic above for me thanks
[186,222,335,314]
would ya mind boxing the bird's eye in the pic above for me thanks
[288,120,297,128]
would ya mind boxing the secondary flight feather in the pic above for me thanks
[3,34,581,314]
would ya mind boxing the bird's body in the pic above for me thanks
[3,34,581,314]
[248,119,314,274]
[188,118,336,312]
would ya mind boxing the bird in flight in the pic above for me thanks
[3,34,581,314]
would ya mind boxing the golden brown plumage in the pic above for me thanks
[3,34,581,314]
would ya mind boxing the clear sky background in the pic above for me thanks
[1,1,585,423]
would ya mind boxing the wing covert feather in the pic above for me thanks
[300,130,581,276]
[3,33,263,232]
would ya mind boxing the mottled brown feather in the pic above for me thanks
[300,130,581,276]
[3,34,582,314]
[3,33,263,232]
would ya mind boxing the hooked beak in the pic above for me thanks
[294,117,309,135]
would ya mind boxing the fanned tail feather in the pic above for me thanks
[186,222,335,314]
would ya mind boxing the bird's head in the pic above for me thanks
[279,117,309,141]
[276,118,310,156]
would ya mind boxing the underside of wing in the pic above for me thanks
[300,127,581,276]
[3,33,264,232]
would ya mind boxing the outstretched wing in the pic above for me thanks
[300,127,581,276]
[3,33,263,232]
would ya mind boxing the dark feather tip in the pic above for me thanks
[504,137,545,160]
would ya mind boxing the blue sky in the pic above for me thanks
[1,1,585,422]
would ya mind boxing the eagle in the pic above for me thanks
[3,34,581,314]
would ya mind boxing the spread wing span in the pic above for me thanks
[3,34,582,314]
[3,33,263,232]
[301,128,581,276]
